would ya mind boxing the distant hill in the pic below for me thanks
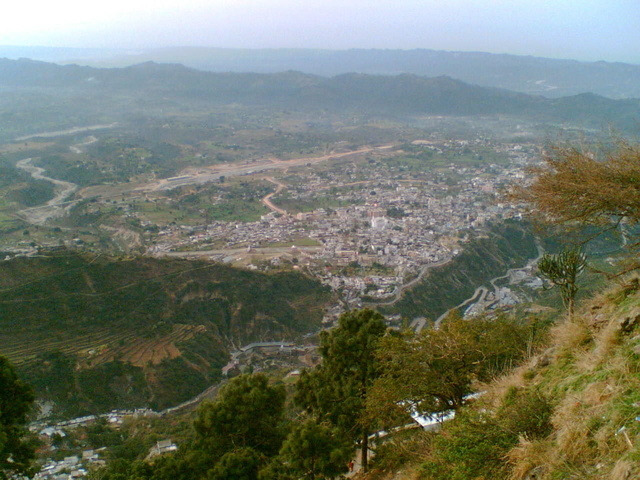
[0,251,332,416]
[3,46,639,99]
[0,58,638,137]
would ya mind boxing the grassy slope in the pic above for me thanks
[497,277,640,479]
[380,277,640,480]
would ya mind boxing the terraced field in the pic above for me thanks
[0,329,136,366]
[0,324,199,368]
[86,324,207,367]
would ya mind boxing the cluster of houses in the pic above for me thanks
[143,139,535,305]
[31,409,177,480]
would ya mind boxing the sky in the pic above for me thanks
[1,0,639,64]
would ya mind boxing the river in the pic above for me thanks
[13,132,103,225]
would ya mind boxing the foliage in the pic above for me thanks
[275,418,351,480]
[194,374,286,457]
[149,357,215,411]
[367,313,542,425]
[514,141,640,226]
[295,308,387,471]
[537,247,587,314]
[0,356,36,480]
[420,409,515,480]
[498,387,553,440]
[207,447,263,480]
[419,388,552,480]
[510,140,640,271]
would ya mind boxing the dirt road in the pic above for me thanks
[261,177,288,215]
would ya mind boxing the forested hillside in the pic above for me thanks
[0,251,332,415]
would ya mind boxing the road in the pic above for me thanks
[363,257,453,308]
[261,177,288,215]
[14,123,118,142]
[434,241,544,328]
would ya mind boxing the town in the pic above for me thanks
[141,138,536,307]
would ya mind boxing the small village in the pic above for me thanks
[28,340,324,480]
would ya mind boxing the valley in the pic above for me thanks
[0,56,635,480]
[0,58,619,422]
[0,1,638,476]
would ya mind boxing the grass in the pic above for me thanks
[501,277,640,479]
[404,274,640,480]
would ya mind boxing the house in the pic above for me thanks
[147,439,178,459]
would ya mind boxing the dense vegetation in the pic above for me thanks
[0,251,332,415]
[0,356,36,480]
[75,306,543,480]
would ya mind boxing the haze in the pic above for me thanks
[2,0,639,64]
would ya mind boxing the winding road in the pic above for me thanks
[261,177,288,215]
[434,241,544,328]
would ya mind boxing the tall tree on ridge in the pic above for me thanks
[295,308,387,472]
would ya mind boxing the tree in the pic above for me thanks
[208,448,262,480]
[537,247,587,315]
[366,313,536,427]
[295,308,387,472]
[509,140,640,251]
[0,356,36,480]
[276,419,351,480]
[194,373,286,458]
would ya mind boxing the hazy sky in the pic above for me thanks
[2,0,639,64]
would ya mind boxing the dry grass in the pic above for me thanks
[360,466,422,480]
[610,459,636,480]
[576,319,622,372]
[502,277,640,479]
[479,365,531,409]
[548,314,593,359]
[506,437,554,480]
[552,397,597,464]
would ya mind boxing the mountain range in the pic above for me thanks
[2,46,640,99]
[0,57,639,135]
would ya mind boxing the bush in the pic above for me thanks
[420,410,514,480]
[419,388,553,480]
